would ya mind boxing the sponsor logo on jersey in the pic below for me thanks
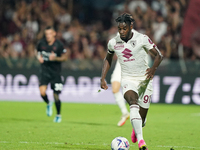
[114,44,124,50]
[122,48,132,59]
[122,48,135,62]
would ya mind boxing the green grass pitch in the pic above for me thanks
[0,101,200,150]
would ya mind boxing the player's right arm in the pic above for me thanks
[100,40,115,90]
[35,41,44,63]
[35,50,44,63]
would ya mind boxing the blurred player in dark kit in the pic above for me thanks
[36,26,67,123]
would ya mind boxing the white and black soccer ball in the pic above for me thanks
[111,137,130,150]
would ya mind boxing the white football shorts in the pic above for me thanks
[111,60,121,83]
[121,76,153,109]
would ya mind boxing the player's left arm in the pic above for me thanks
[49,51,67,62]
[145,46,163,80]
[49,43,67,61]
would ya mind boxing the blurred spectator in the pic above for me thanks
[0,0,194,67]
[25,13,39,35]
[128,0,147,13]
[56,8,71,26]
[11,33,26,58]
[152,14,167,43]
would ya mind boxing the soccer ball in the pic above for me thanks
[111,137,130,150]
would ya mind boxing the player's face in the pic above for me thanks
[118,22,132,41]
[45,29,56,43]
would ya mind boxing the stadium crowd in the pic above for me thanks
[0,0,192,67]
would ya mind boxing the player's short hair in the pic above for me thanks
[115,13,135,25]
[45,26,55,31]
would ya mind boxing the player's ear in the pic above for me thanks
[53,31,56,37]
[130,24,133,30]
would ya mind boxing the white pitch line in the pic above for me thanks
[0,141,200,149]
[156,145,200,149]
[0,141,64,145]
[191,113,200,116]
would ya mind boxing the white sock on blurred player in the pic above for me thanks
[114,91,129,115]
[130,104,143,142]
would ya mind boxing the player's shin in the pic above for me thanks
[130,105,143,142]
[53,93,61,115]
[41,95,49,104]
[114,91,129,115]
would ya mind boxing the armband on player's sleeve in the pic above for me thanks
[108,49,114,54]
[107,40,115,54]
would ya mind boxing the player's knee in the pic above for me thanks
[125,97,138,105]
[112,87,119,93]
[124,92,138,105]
[112,82,120,93]
[128,98,138,105]
[53,92,60,101]
[40,91,46,97]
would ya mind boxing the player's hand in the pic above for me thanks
[145,68,156,80]
[100,79,108,90]
[38,55,44,63]
[49,51,56,61]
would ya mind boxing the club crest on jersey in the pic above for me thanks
[114,44,124,50]
[124,84,128,88]
[130,40,137,48]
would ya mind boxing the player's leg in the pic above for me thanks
[139,107,148,127]
[124,90,148,149]
[124,90,143,140]
[53,92,61,115]
[111,60,129,126]
[53,92,62,123]
[131,106,148,144]
[39,73,53,117]
[51,76,63,123]
[112,81,129,126]
[39,85,49,104]
[138,88,152,127]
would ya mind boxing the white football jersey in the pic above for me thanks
[108,29,154,77]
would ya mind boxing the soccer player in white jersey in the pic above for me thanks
[100,13,163,150]
[111,60,130,126]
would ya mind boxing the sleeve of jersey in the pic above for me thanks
[60,43,67,54]
[143,35,154,51]
[36,41,41,52]
[107,40,115,54]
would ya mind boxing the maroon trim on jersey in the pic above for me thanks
[131,118,142,121]
[130,105,139,109]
